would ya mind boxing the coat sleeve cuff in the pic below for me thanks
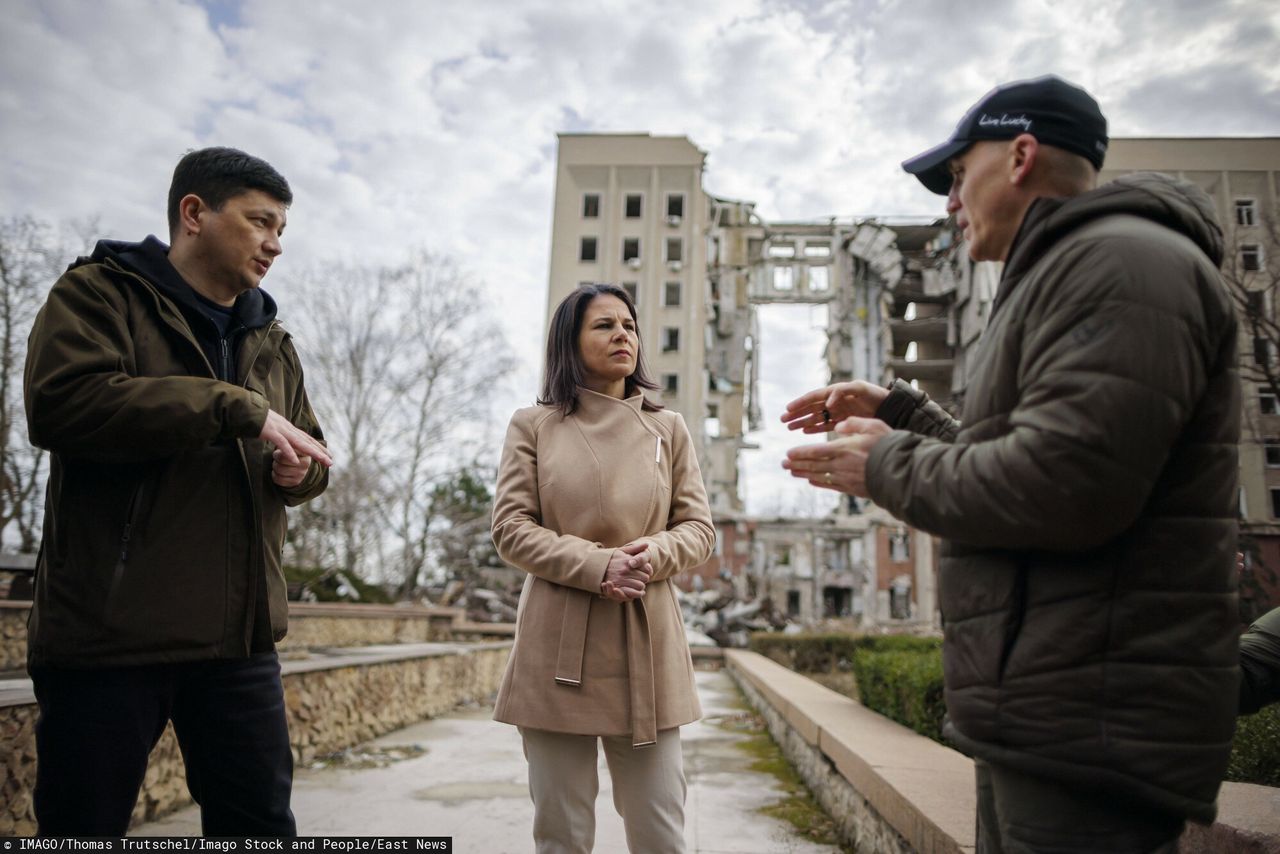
[874,380,921,429]
[581,547,611,594]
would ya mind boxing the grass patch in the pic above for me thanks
[713,691,852,852]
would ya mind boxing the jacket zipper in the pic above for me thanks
[235,321,281,653]
[105,481,148,614]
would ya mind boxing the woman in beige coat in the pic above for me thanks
[491,283,715,853]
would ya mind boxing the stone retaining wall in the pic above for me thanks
[0,642,510,835]
[0,602,467,672]
[0,604,26,671]
[726,650,1280,854]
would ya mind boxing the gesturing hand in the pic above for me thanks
[782,416,892,498]
[780,380,889,434]
[260,409,333,472]
[601,542,651,602]
[272,450,312,488]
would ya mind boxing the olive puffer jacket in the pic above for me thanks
[868,173,1240,823]
[24,241,327,668]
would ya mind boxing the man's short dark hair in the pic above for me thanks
[167,147,292,236]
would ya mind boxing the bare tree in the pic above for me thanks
[0,217,89,551]
[284,251,515,596]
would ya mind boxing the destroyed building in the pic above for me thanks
[543,133,945,632]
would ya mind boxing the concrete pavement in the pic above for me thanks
[137,668,840,853]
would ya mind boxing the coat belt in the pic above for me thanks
[553,588,657,748]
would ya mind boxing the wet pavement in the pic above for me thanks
[137,668,839,852]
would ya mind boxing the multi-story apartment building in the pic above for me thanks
[545,132,940,628]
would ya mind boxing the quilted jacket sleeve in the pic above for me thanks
[866,237,1232,551]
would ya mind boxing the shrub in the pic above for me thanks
[1227,703,1280,787]
[748,631,941,674]
[850,647,946,743]
[752,631,1280,787]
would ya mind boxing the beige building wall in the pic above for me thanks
[1103,137,1280,535]
[546,134,710,466]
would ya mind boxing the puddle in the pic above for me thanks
[412,782,529,803]
[309,744,427,770]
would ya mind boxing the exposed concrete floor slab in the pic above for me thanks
[137,669,839,853]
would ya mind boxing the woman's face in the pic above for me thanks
[577,294,638,392]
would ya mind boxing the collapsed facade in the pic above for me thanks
[545,133,944,630]
[544,132,1280,631]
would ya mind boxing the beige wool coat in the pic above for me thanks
[491,388,715,746]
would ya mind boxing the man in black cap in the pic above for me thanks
[782,75,1239,851]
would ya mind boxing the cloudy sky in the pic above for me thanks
[4,0,1279,514]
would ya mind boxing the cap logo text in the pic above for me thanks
[979,113,1032,132]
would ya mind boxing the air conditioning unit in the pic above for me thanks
[667,260,683,271]
[626,257,642,269]
[665,215,682,227]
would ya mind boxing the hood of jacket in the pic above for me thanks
[995,171,1225,315]
[87,235,278,332]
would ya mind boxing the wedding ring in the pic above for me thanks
[824,472,833,485]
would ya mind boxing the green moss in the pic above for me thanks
[715,693,852,852]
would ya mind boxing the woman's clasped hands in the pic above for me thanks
[601,541,652,601]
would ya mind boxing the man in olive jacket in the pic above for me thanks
[784,77,1238,852]
[24,147,332,836]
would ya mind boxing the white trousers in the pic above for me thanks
[520,727,687,854]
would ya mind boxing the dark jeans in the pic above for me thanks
[975,760,1183,854]
[32,652,295,837]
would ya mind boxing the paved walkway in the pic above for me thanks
[136,669,839,853]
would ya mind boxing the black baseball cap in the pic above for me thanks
[901,75,1109,195]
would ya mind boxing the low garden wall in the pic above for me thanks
[0,601,468,672]
[0,641,510,835]
[730,644,1280,853]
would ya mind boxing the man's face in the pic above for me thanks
[196,189,287,295]
[946,141,1020,263]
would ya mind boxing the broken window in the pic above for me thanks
[583,194,600,218]
[804,243,831,258]
[664,281,681,307]
[1261,388,1278,415]
[622,238,640,263]
[1271,488,1280,519]
[1236,199,1257,227]
[1242,244,1262,272]
[889,530,910,562]
[667,194,684,219]
[1255,337,1273,366]
[809,266,829,291]
[663,373,679,394]
[786,590,801,617]
[666,238,683,263]
[768,242,796,258]
[1266,439,1280,467]
[625,194,643,218]
[579,237,597,262]
[662,327,680,353]
[622,281,638,303]
[773,266,794,291]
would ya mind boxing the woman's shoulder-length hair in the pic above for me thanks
[538,283,663,416]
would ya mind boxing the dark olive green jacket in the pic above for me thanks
[24,246,327,668]
[1240,606,1280,714]
[868,173,1239,823]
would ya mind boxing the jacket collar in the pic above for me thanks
[991,172,1225,319]
[574,386,646,417]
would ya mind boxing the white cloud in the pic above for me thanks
[3,0,1278,513]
